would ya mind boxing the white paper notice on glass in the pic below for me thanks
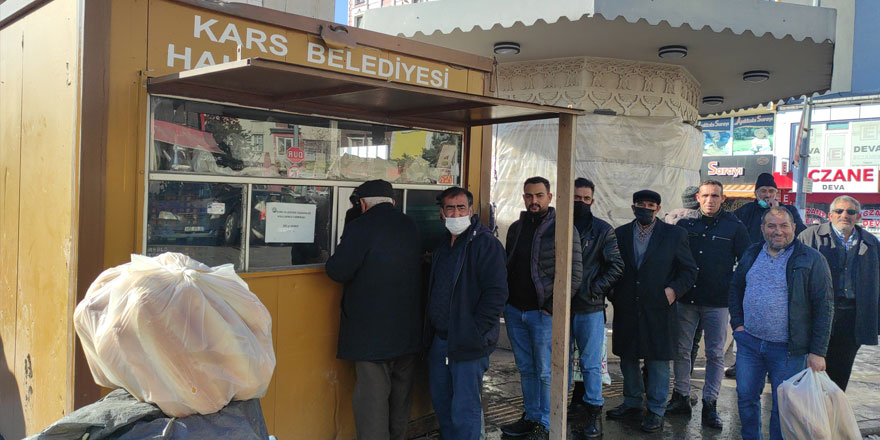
[265,202,316,243]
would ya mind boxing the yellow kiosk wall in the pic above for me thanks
[0,0,82,437]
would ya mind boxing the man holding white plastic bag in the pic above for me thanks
[325,179,423,440]
[729,207,833,440]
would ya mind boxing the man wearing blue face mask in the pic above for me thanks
[427,187,508,439]
[734,173,806,245]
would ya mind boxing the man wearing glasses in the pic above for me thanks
[729,207,833,440]
[799,195,880,391]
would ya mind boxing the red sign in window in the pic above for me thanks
[286,147,305,164]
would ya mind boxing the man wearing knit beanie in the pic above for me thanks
[733,173,806,245]
[663,186,701,225]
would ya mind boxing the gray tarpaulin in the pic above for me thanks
[492,114,702,239]
[26,389,269,440]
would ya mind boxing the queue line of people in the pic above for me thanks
[325,173,880,440]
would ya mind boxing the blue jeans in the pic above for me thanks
[620,358,670,417]
[504,304,552,428]
[569,311,605,406]
[428,334,489,440]
[734,331,806,440]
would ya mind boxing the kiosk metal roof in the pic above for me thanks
[147,58,584,131]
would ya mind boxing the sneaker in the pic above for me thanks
[701,399,723,429]
[524,423,549,440]
[500,413,537,437]
[665,391,692,415]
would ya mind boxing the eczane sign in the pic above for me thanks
[807,167,879,193]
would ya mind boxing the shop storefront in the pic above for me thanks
[775,96,880,239]
[0,1,581,437]
[802,167,880,238]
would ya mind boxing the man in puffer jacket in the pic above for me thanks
[500,176,582,440]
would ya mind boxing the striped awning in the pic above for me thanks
[725,184,755,199]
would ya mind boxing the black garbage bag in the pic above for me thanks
[26,388,269,440]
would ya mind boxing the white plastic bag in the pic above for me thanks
[74,253,276,417]
[601,333,611,385]
[777,368,861,440]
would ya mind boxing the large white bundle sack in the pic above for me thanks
[74,252,276,417]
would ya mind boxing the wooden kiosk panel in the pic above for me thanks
[0,0,82,436]
[0,9,26,440]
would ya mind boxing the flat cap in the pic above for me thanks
[633,189,662,205]
[356,179,394,198]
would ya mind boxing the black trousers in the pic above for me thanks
[825,307,861,391]
[353,353,418,440]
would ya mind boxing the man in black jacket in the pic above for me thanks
[606,190,698,433]
[729,207,833,440]
[568,178,624,438]
[500,176,582,439]
[798,195,880,391]
[325,179,422,440]
[667,180,749,429]
[727,172,807,378]
[427,187,508,440]
[734,172,806,244]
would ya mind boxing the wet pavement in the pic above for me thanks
[414,344,880,439]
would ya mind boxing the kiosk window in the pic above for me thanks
[145,181,245,270]
[405,190,446,253]
[249,185,333,270]
[150,96,462,185]
[147,96,459,272]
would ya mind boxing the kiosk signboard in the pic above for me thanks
[146,0,471,91]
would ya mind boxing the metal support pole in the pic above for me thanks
[793,98,812,214]
[550,114,576,440]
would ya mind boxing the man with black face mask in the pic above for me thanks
[606,190,698,433]
[567,178,624,438]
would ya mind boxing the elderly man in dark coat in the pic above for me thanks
[325,179,423,440]
[606,190,698,433]
[799,195,880,391]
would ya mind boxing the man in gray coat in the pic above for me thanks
[798,195,880,391]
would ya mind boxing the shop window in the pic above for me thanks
[249,185,333,270]
[146,181,245,270]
